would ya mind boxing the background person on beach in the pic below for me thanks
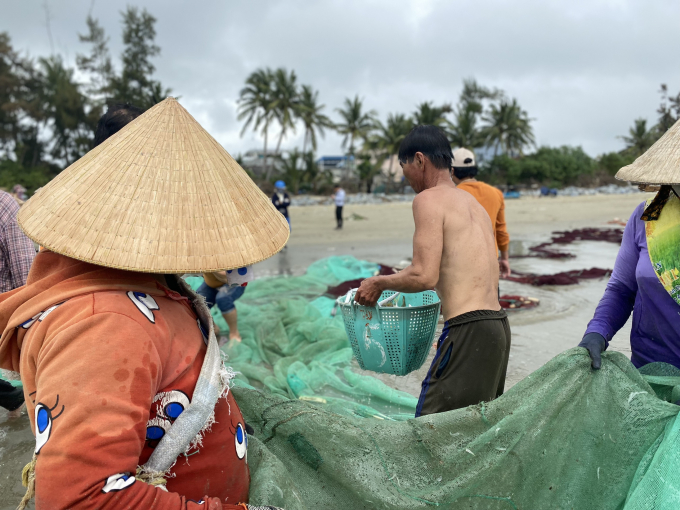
[451,148,511,278]
[355,125,510,416]
[198,270,252,345]
[332,184,345,229]
[272,180,291,228]
[0,189,36,415]
[580,122,680,371]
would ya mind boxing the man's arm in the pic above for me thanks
[496,194,511,278]
[3,209,36,289]
[355,194,443,306]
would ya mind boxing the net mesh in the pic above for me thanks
[238,351,680,510]
[185,256,680,509]
[5,256,680,508]
[185,256,422,419]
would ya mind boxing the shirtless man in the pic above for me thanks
[355,125,511,416]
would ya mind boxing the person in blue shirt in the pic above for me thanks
[271,180,291,229]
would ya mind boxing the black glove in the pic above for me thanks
[0,379,24,411]
[578,332,606,370]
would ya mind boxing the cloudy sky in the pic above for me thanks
[3,0,679,158]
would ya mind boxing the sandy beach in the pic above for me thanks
[285,192,644,245]
[256,192,647,393]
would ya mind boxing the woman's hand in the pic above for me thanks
[578,333,606,370]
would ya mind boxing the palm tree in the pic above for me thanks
[620,118,657,157]
[482,98,534,157]
[335,96,376,175]
[373,113,414,177]
[277,149,304,194]
[270,68,300,178]
[459,78,500,110]
[447,102,484,150]
[238,68,275,177]
[412,102,452,127]
[301,151,331,193]
[298,85,332,154]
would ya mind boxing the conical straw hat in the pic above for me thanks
[17,97,290,273]
[617,118,680,184]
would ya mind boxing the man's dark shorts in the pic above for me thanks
[416,309,511,417]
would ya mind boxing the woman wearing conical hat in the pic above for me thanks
[580,120,680,371]
[0,99,289,510]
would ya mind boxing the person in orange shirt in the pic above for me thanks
[451,148,511,278]
[0,99,290,510]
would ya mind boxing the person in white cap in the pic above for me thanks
[451,148,511,278]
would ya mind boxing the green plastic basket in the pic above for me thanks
[337,290,441,376]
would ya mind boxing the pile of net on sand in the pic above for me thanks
[186,256,539,419]
[186,257,421,420]
[184,256,680,509]
[239,350,680,510]
[501,228,622,287]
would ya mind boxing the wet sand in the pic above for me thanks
[0,193,647,508]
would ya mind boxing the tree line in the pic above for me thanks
[0,7,170,193]
[238,67,680,191]
[238,75,536,192]
[1,6,678,194]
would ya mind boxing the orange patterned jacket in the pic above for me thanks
[0,251,250,509]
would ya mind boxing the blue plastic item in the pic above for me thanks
[337,290,441,376]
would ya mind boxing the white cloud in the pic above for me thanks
[2,0,679,158]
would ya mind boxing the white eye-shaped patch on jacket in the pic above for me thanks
[127,292,159,323]
[34,395,64,454]
[155,390,191,422]
[235,422,247,460]
[146,390,191,446]
[102,473,136,493]
[20,303,64,330]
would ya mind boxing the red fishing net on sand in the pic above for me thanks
[505,268,612,286]
[503,227,620,287]
[514,227,624,259]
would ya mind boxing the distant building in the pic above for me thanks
[317,155,355,182]
[241,149,286,176]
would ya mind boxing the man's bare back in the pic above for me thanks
[355,179,499,321]
[424,184,500,320]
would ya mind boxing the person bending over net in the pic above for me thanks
[355,125,511,416]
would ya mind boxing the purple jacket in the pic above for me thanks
[586,201,680,368]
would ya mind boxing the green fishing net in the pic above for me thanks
[185,256,420,420]
[3,257,680,509]
[237,350,680,509]
[184,256,680,509]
